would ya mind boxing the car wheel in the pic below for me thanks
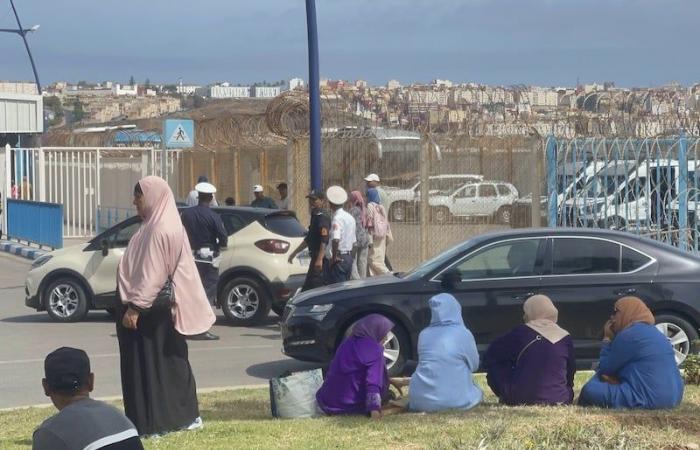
[344,316,409,377]
[220,276,271,326]
[655,314,699,365]
[44,278,89,323]
[431,207,451,225]
[389,201,408,222]
[496,206,512,225]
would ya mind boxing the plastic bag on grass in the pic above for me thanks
[269,368,323,418]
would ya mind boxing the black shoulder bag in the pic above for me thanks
[151,240,185,310]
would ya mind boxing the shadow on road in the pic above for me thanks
[246,359,324,380]
[1,312,114,324]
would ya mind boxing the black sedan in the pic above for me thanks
[281,228,700,375]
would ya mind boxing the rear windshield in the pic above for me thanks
[264,214,306,237]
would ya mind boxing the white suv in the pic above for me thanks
[429,181,519,224]
[384,174,484,222]
[25,207,310,326]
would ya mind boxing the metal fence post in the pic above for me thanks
[2,144,10,236]
[546,135,558,227]
[531,140,543,227]
[419,138,430,261]
[679,130,688,251]
[38,147,46,202]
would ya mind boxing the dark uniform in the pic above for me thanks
[181,205,229,305]
[301,207,331,292]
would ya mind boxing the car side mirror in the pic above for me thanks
[101,239,110,257]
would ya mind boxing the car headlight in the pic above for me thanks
[31,255,52,269]
[292,303,334,320]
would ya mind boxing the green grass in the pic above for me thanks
[2,374,699,450]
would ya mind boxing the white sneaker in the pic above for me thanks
[185,416,203,431]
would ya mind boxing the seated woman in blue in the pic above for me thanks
[404,293,482,412]
[579,296,684,409]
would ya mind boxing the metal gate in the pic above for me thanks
[1,144,180,239]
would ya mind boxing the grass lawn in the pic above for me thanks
[2,373,698,450]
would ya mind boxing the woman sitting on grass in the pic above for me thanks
[397,293,482,412]
[578,296,684,409]
[316,314,394,419]
[483,295,575,406]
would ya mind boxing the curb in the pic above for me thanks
[0,240,48,261]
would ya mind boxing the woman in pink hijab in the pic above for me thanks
[116,176,215,436]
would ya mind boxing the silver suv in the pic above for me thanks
[429,181,519,224]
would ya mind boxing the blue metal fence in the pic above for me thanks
[7,199,63,249]
[546,132,700,252]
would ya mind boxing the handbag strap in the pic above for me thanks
[168,232,185,281]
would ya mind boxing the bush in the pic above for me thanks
[682,339,700,385]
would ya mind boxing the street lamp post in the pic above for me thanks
[305,0,322,192]
[1,0,41,94]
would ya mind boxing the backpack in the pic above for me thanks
[369,203,389,239]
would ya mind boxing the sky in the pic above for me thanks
[0,0,698,88]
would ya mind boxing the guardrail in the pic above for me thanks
[6,199,63,249]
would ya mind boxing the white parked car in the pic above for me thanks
[429,181,519,224]
[384,174,483,222]
[25,207,310,326]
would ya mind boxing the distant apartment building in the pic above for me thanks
[0,81,39,95]
[209,85,251,98]
[433,79,453,88]
[176,85,200,95]
[254,86,282,98]
[288,78,304,90]
[409,90,449,106]
[112,84,138,96]
[355,80,368,89]
[387,79,402,90]
[527,87,558,107]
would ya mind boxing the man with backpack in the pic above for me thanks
[366,187,393,275]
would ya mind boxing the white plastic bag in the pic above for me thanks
[269,368,323,418]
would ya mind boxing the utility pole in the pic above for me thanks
[305,0,322,191]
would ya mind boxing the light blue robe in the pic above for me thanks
[409,293,483,412]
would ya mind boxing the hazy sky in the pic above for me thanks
[0,0,697,88]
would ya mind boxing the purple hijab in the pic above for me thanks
[351,314,394,343]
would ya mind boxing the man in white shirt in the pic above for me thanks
[186,176,218,207]
[325,185,356,285]
[276,182,290,210]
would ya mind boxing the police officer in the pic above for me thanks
[326,185,356,285]
[180,181,228,341]
[288,190,331,291]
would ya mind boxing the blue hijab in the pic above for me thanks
[408,293,483,412]
[367,188,381,204]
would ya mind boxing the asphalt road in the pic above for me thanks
[0,253,319,409]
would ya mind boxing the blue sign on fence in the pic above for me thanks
[163,119,195,149]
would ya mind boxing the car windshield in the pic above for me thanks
[401,239,474,280]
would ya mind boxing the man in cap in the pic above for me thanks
[33,347,143,450]
[186,175,218,207]
[325,185,356,285]
[250,184,278,209]
[276,182,289,210]
[365,173,393,271]
[288,190,331,291]
[180,181,228,341]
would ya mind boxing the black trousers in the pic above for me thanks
[325,253,353,285]
[301,255,328,292]
[195,261,219,306]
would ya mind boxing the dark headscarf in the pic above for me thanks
[352,314,394,343]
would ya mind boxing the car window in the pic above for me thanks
[457,185,477,198]
[497,184,511,196]
[455,238,542,279]
[552,238,620,275]
[621,246,651,272]
[222,214,249,235]
[264,214,307,237]
[111,221,142,248]
[479,184,497,198]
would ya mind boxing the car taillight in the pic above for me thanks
[255,239,290,254]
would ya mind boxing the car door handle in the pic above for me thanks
[512,292,535,300]
[614,288,636,296]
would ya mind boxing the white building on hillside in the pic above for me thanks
[254,86,282,98]
[112,84,138,96]
[289,78,304,90]
[209,85,251,98]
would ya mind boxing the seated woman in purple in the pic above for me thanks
[483,295,575,405]
[316,314,393,419]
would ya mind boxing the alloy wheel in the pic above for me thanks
[655,322,690,364]
[227,284,260,319]
[48,284,80,318]
[383,331,400,371]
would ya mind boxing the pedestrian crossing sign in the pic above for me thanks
[163,119,195,148]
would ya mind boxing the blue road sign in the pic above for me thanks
[163,119,195,148]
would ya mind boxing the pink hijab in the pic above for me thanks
[117,176,215,335]
[350,190,367,227]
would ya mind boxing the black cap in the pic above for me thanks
[277,182,288,190]
[305,189,325,200]
[44,347,90,392]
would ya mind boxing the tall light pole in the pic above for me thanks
[305,0,322,191]
[1,0,41,93]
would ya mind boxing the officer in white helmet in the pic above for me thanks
[325,185,356,285]
[180,182,228,340]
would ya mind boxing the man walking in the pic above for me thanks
[276,182,290,210]
[33,347,143,450]
[181,181,228,341]
[288,190,331,291]
[365,173,393,271]
[186,175,218,207]
[250,185,278,209]
[325,185,356,284]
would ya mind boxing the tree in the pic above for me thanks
[73,99,86,122]
[129,75,135,87]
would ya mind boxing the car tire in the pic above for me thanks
[496,206,512,225]
[44,278,89,323]
[655,314,699,365]
[343,316,409,377]
[220,276,271,326]
[389,201,408,222]
[431,207,451,225]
